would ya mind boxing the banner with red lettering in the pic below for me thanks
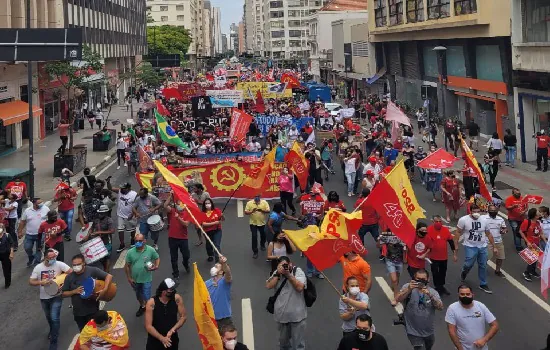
[285,142,309,190]
[177,83,206,102]
[230,108,254,143]
[417,149,460,169]
[136,161,288,199]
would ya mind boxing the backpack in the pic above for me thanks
[293,267,317,307]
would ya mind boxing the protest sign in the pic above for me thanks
[206,90,243,107]
[254,115,314,134]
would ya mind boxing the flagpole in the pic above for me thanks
[317,270,344,297]
[221,178,247,213]
[182,204,223,258]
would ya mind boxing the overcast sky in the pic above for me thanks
[210,0,243,35]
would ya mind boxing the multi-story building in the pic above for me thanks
[262,0,330,61]
[244,0,265,55]
[212,7,223,55]
[309,0,367,83]
[204,1,213,57]
[230,23,239,54]
[368,0,512,139]
[511,0,550,162]
[222,33,228,53]
[238,21,245,55]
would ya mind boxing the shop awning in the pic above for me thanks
[366,66,387,85]
[0,100,42,126]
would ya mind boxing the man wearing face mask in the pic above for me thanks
[206,255,233,330]
[91,205,115,272]
[220,324,250,350]
[339,276,370,336]
[406,222,434,279]
[62,254,113,331]
[337,314,389,350]
[77,310,129,350]
[132,188,162,249]
[106,181,137,252]
[39,210,68,262]
[30,249,72,350]
[18,198,50,267]
[245,195,270,259]
[427,215,457,295]
[164,193,191,279]
[504,188,528,252]
[145,278,187,349]
[455,204,497,294]
[125,233,160,317]
[445,284,499,350]
[481,205,507,278]
[396,269,444,350]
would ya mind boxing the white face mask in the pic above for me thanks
[210,266,219,277]
[72,265,83,273]
[349,286,360,296]
[471,213,481,220]
[205,203,212,210]
[224,339,237,350]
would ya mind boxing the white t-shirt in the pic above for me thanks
[445,301,496,350]
[481,215,506,244]
[117,190,137,219]
[5,199,18,219]
[247,142,261,152]
[344,158,356,174]
[31,261,71,299]
[457,215,488,248]
[116,138,127,150]
[540,217,550,240]
[21,206,50,235]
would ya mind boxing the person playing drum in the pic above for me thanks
[91,205,115,272]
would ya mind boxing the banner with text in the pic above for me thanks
[230,109,254,142]
[236,82,293,99]
[206,90,243,108]
[254,115,314,135]
[180,152,262,166]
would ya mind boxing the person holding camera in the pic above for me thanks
[339,276,370,337]
[266,256,307,350]
[395,269,444,350]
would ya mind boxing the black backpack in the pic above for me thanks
[293,267,317,307]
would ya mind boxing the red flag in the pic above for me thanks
[230,108,254,143]
[417,149,460,169]
[243,148,276,189]
[155,100,170,117]
[459,136,492,201]
[280,73,300,88]
[161,88,183,101]
[523,195,544,205]
[285,142,309,191]
[205,73,215,81]
[255,90,265,113]
[138,146,154,171]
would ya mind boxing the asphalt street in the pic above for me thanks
[0,156,549,350]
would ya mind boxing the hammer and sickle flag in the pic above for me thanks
[285,210,365,271]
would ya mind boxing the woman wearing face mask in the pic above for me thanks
[278,168,296,216]
[339,276,370,336]
[441,170,462,222]
[201,199,224,263]
[519,208,547,282]
[267,231,296,274]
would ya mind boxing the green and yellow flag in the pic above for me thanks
[155,110,188,149]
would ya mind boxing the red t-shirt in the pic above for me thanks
[5,181,27,200]
[56,188,77,211]
[520,219,542,245]
[168,208,189,240]
[324,200,346,212]
[39,219,68,248]
[427,225,452,261]
[505,196,527,221]
[407,235,434,268]
[299,194,325,216]
[203,208,222,232]
[536,135,550,149]
[354,198,378,225]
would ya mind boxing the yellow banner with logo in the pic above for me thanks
[236,82,292,99]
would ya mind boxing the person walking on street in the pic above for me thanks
[18,198,49,266]
[445,284,499,350]
[0,223,14,288]
[340,251,372,294]
[5,176,28,218]
[407,222,433,279]
[482,205,507,278]
[124,233,160,317]
[428,215,457,295]
[278,168,296,215]
[106,181,137,252]
[503,128,517,167]
[266,256,307,350]
[54,185,77,242]
[337,314,389,350]
[61,254,113,331]
[40,210,68,262]
[467,119,480,152]
[244,195,270,259]
[191,184,211,247]
[145,278,187,350]
[29,248,72,350]
[455,205,497,294]
[535,130,550,172]
[378,228,405,305]
[4,193,18,251]
[505,188,528,252]
[339,276,370,336]
[116,132,127,169]
[519,208,546,281]
[396,269,444,350]
[206,255,233,330]
[164,194,190,279]
[220,324,250,350]
[539,206,550,252]
[201,198,224,263]
[132,188,162,248]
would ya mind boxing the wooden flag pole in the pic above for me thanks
[182,204,223,258]
[317,269,343,297]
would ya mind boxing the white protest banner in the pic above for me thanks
[339,108,356,118]
[299,101,310,111]
[206,90,243,108]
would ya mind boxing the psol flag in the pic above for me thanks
[285,142,309,190]
[459,135,492,201]
[193,264,224,350]
[367,160,425,247]
[242,148,276,189]
[230,108,254,143]
[285,210,365,271]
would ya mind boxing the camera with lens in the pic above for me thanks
[282,263,289,271]
[413,279,427,288]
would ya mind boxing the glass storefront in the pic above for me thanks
[536,99,550,132]
[44,100,60,135]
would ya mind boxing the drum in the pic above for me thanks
[76,223,92,243]
[93,280,118,302]
[44,273,67,296]
[79,237,108,264]
[147,214,164,232]
[80,276,96,299]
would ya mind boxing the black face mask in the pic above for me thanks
[417,231,427,238]
[356,329,371,342]
[140,195,147,199]
[48,216,57,223]
[459,296,474,305]
[488,211,498,218]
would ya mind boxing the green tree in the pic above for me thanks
[134,62,163,89]
[147,25,192,56]
[44,45,103,152]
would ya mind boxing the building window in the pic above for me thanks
[271,21,284,28]
[389,0,403,25]
[271,30,284,38]
[455,0,476,15]
[160,5,168,11]
[161,16,168,22]
[289,40,302,47]
[177,15,184,21]
[476,45,503,81]
[374,0,387,27]
[422,45,439,77]
[270,11,284,18]
[524,0,550,42]
[446,46,466,77]
[270,1,283,8]
[288,10,300,17]
[176,5,184,11]
[352,41,369,57]
[288,20,302,27]
[406,0,424,22]
[427,0,450,19]
[289,30,302,37]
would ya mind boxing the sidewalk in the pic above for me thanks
[0,102,142,202]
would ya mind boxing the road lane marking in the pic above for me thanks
[237,200,244,218]
[241,298,255,350]
[375,276,404,314]
[113,249,128,269]
[96,158,118,177]
[486,261,550,314]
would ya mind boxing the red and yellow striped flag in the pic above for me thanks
[193,264,224,350]
[242,147,276,189]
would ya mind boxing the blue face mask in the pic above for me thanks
[48,259,56,265]
[37,203,44,209]
[135,241,144,248]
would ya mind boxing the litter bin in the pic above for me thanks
[92,129,116,151]
[0,168,31,190]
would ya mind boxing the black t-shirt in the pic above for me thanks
[504,134,517,147]
[79,175,96,192]
[62,266,108,317]
[337,332,389,350]
[468,122,480,137]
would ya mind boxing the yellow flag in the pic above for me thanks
[193,264,224,350]
[384,160,426,224]
[242,147,276,189]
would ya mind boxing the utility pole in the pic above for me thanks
[27,0,35,199]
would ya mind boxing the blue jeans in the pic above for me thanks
[306,258,319,276]
[505,146,516,166]
[24,234,42,265]
[139,221,151,238]
[508,220,524,251]
[462,246,488,287]
[133,281,152,303]
[58,208,74,239]
[205,229,222,262]
[41,296,62,350]
[345,172,356,193]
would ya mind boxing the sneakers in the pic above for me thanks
[460,271,467,282]
[153,244,158,251]
[116,244,126,253]
[478,285,493,294]
[378,255,385,262]
[207,256,214,262]
[523,272,532,282]
[252,253,258,259]
[532,271,541,279]
[117,166,121,170]
[183,264,190,273]
[124,163,128,167]
[64,236,72,242]
[306,273,313,278]
[136,306,146,317]
[494,270,506,278]
[260,246,266,251]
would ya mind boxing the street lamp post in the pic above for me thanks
[433,45,448,148]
